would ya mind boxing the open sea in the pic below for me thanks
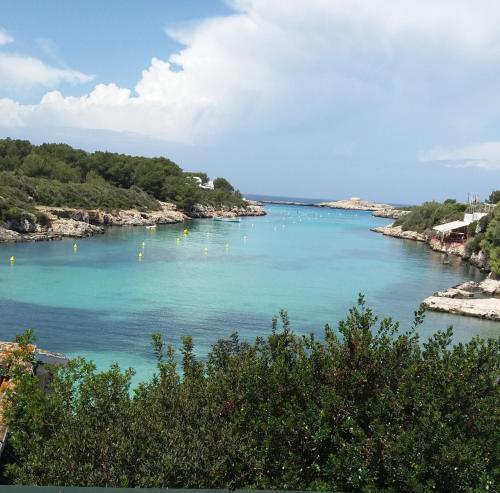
[0,202,498,385]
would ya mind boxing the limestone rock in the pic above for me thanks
[479,277,500,296]
[49,218,103,238]
[371,225,427,242]
[188,202,266,218]
[317,198,392,211]
[372,209,410,219]
[422,296,500,321]
[0,227,22,242]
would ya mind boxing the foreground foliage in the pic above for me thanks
[0,138,244,226]
[4,298,499,492]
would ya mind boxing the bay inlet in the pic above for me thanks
[0,204,497,385]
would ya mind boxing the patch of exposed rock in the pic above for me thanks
[316,198,393,211]
[38,202,187,228]
[188,202,266,218]
[468,250,490,271]
[370,224,427,242]
[0,226,63,243]
[372,209,410,219]
[0,227,22,242]
[422,277,500,321]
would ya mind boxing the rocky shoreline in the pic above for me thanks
[371,224,489,271]
[372,208,410,219]
[372,220,498,321]
[422,278,500,321]
[371,224,427,242]
[0,201,266,243]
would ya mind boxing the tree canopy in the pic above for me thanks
[0,138,243,228]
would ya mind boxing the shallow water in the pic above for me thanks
[0,204,497,384]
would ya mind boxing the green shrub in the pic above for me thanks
[213,177,235,192]
[489,190,500,204]
[0,138,244,213]
[4,299,499,491]
[394,201,467,233]
[465,233,484,256]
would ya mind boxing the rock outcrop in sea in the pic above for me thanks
[422,277,500,321]
[316,198,393,211]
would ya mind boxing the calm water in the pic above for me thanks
[0,204,498,384]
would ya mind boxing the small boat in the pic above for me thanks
[146,224,157,230]
[213,216,240,223]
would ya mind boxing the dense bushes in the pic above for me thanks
[0,172,159,217]
[4,298,499,491]
[394,199,466,234]
[0,138,244,222]
[481,205,500,275]
[489,190,500,204]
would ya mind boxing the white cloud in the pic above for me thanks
[0,53,93,89]
[3,0,500,143]
[420,142,500,170]
[0,28,13,46]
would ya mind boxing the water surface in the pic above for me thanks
[0,205,497,384]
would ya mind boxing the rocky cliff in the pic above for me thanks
[0,201,266,243]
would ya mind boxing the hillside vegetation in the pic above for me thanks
[393,199,467,234]
[0,138,244,227]
[3,298,498,491]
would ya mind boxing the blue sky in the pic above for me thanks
[0,0,499,203]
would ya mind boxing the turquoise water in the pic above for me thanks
[0,205,498,384]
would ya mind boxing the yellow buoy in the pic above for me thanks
[9,255,14,263]
[73,243,78,250]
[183,227,189,235]
[138,252,143,260]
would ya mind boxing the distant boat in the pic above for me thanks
[213,217,240,223]
[145,224,157,230]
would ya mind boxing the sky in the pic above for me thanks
[0,0,499,203]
